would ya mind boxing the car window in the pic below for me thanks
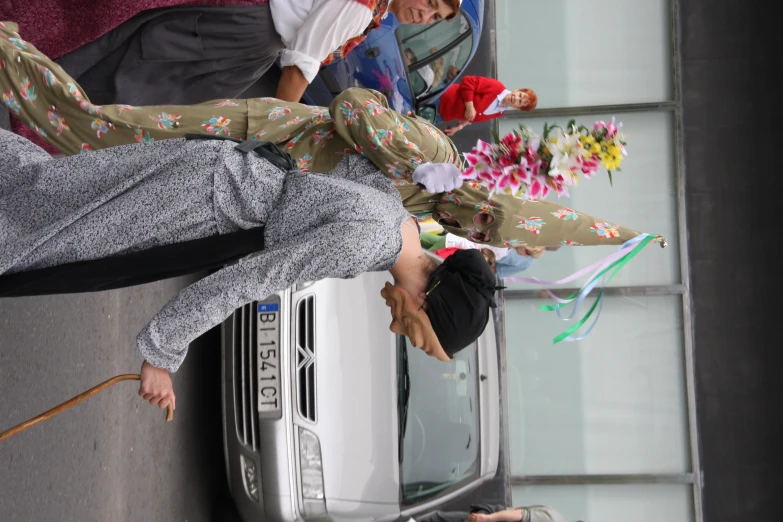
[398,336,481,505]
[396,13,473,97]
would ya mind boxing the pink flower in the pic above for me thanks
[500,132,523,150]
[528,175,550,199]
[474,139,494,157]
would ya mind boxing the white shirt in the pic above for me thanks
[483,89,511,116]
[270,0,378,83]
[418,64,435,89]
[444,233,510,259]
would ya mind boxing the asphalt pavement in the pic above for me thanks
[0,75,280,522]
[0,277,228,522]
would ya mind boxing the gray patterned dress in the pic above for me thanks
[0,129,411,372]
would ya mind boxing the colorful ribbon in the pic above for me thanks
[502,234,656,344]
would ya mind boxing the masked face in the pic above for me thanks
[380,282,450,361]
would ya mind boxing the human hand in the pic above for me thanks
[444,125,459,136]
[447,65,460,81]
[412,162,464,193]
[468,514,490,522]
[139,360,176,411]
[464,103,476,121]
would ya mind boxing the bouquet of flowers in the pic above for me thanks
[462,118,626,199]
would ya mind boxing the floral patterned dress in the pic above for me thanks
[1,21,662,249]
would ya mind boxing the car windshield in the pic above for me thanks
[396,13,473,98]
[397,336,481,505]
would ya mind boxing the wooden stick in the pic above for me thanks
[0,374,173,443]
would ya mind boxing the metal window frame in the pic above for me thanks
[487,0,702,520]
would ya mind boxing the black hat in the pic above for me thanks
[424,249,499,357]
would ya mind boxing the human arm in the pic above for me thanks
[464,101,476,121]
[457,76,481,103]
[276,66,310,103]
[444,120,470,135]
[494,250,534,279]
[457,76,482,120]
[468,508,525,522]
[136,153,416,374]
[328,88,459,186]
[276,0,373,100]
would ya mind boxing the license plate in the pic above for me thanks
[257,299,281,417]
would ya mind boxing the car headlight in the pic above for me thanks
[298,427,327,518]
[298,427,324,499]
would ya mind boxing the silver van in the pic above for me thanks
[219,271,499,521]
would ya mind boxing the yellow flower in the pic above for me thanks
[606,144,621,157]
[601,155,622,170]
[590,142,601,154]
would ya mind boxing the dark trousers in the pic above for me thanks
[55,5,284,105]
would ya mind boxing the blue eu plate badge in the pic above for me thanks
[257,303,279,314]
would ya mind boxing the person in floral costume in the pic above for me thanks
[0,22,664,250]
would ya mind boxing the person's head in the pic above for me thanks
[503,88,538,111]
[384,245,497,361]
[389,0,461,25]
[480,248,497,272]
[404,48,417,65]
[420,249,498,357]
[446,65,461,82]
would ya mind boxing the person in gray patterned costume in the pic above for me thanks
[1,128,492,412]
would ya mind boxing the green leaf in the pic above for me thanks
[566,119,576,130]
[491,129,500,144]
[607,171,614,187]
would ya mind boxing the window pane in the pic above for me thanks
[398,14,472,96]
[498,111,680,287]
[506,295,690,475]
[400,337,481,504]
[512,484,694,522]
[495,0,672,107]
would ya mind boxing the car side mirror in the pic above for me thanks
[417,105,436,122]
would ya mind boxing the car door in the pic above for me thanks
[397,13,476,123]
[306,3,481,119]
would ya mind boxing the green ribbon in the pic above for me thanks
[545,235,655,344]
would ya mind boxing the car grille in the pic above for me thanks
[295,296,317,422]
[233,302,261,451]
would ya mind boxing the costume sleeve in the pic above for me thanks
[457,76,482,103]
[137,156,409,372]
[0,22,250,155]
[279,0,373,83]
[329,88,458,188]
